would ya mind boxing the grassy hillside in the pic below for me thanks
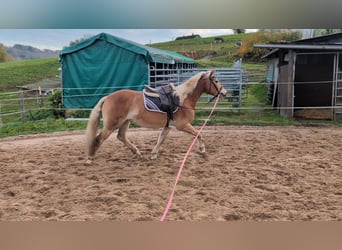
[150,33,247,61]
[150,33,266,80]
[0,58,60,91]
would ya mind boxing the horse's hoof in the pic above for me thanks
[133,149,141,156]
[150,154,158,160]
[132,153,143,160]
[201,152,208,160]
[197,150,207,159]
[85,159,93,165]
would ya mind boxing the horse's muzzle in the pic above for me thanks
[220,88,228,97]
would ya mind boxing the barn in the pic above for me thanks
[59,33,195,109]
[254,33,342,120]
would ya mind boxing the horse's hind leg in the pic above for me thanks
[151,126,172,160]
[86,128,113,164]
[117,120,141,156]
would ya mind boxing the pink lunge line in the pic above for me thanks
[160,96,221,221]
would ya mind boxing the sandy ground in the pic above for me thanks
[0,126,341,221]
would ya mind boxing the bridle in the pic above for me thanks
[207,75,223,103]
[174,72,223,109]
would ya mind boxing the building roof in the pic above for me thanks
[291,32,342,44]
[60,33,195,64]
[254,32,342,58]
[18,77,61,91]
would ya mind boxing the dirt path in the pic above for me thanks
[0,126,341,221]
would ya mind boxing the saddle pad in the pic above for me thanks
[143,93,179,114]
[143,93,164,113]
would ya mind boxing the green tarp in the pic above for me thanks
[60,33,195,108]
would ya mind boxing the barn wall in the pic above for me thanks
[276,50,294,117]
[334,53,342,120]
[277,65,291,116]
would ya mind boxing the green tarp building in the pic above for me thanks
[59,33,195,108]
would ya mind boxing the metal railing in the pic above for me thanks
[148,66,248,109]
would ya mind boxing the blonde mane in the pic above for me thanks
[175,71,206,104]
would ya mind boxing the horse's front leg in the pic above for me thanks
[151,126,172,160]
[178,123,206,154]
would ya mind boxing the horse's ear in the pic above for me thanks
[205,70,215,78]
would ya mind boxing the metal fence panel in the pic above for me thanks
[148,65,248,110]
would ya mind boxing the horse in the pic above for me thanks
[85,70,227,164]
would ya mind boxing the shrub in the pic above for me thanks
[69,110,91,118]
[48,90,65,118]
[236,31,302,62]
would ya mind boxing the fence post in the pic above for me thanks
[0,102,3,128]
[239,61,243,112]
[19,92,27,123]
[37,86,43,107]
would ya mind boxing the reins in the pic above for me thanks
[175,103,196,110]
[160,94,221,221]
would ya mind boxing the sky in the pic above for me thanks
[0,29,258,51]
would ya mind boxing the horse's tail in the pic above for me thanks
[85,96,106,161]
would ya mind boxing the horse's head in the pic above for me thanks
[202,70,227,98]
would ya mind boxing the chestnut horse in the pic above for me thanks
[85,70,227,164]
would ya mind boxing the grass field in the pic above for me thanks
[0,58,60,91]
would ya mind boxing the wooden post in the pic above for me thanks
[19,92,27,123]
[286,50,295,118]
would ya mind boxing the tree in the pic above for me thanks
[311,29,342,37]
[233,29,246,34]
[0,43,13,62]
[236,31,302,61]
[68,34,93,46]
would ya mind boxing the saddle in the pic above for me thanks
[143,84,180,127]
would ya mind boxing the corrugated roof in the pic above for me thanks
[291,32,342,44]
[254,32,342,58]
[60,33,195,64]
